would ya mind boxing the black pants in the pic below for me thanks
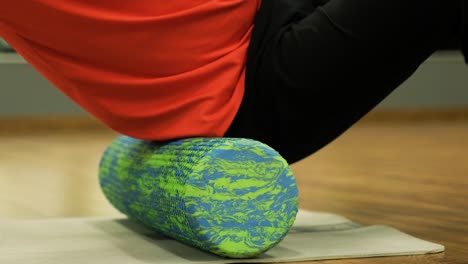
[225,0,466,164]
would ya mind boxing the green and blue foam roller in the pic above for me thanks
[98,136,299,258]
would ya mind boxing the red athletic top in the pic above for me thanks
[0,1,261,140]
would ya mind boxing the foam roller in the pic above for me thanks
[98,136,299,259]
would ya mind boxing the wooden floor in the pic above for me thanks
[0,118,467,264]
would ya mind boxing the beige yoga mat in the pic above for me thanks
[0,210,444,264]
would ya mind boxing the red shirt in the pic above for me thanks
[0,1,260,140]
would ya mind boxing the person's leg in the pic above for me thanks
[226,0,462,164]
[462,0,468,62]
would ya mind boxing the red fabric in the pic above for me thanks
[0,1,260,139]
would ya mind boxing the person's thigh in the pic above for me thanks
[462,1,468,61]
[227,0,461,164]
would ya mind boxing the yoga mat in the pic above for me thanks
[0,210,444,264]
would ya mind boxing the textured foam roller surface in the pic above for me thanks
[98,136,299,259]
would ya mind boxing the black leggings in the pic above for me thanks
[225,0,465,164]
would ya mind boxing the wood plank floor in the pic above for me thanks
[0,120,467,264]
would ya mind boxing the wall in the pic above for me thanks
[0,50,467,116]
